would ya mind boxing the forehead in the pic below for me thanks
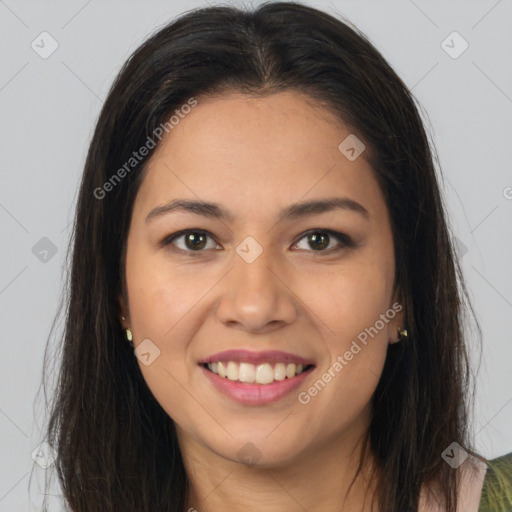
[156,90,353,164]
[133,91,386,223]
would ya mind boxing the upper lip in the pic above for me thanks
[199,349,315,367]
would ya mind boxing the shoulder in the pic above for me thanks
[418,453,512,512]
[478,451,512,512]
[419,456,487,512]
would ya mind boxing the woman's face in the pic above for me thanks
[119,90,404,467]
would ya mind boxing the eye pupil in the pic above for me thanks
[309,232,329,250]
[186,232,207,250]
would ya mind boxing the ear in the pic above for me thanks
[387,291,406,345]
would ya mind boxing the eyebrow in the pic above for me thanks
[145,197,370,224]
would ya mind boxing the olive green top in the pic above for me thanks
[478,451,512,511]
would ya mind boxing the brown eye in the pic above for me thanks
[183,232,207,250]
[308,232,330,251]
[292,229,354,253]
[162,230,221,253]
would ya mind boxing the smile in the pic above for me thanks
[203,361,313,384]
[198,350,316,405]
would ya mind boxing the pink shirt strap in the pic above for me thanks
[418,456,488,512]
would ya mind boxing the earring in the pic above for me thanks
[397,327,408,340]
[121,316,133,346]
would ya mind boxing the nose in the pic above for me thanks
[215,245,298,334]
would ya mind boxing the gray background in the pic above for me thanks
[1,0,511,509]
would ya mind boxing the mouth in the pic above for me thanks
[200,361,315,384]
[198,349,316,405]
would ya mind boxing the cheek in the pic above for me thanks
[126,260,199,424]
[298,257,393,340]
[124,248,196,396]
[294,258,392,411]
[126,244,207,339]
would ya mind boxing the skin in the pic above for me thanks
[119,90,405,512]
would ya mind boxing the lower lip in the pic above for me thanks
[199,365,314,406]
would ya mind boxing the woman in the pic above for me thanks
[39,2,512,511]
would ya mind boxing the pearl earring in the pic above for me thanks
[121,316,133,346]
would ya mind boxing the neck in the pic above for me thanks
[179,422,380,512]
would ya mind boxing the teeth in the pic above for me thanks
[239,362,255,383]
[286,363,296,378]
[274,362,286,381]
[226,361,238,381]
[206,361,309,383]
[255,363,274,384]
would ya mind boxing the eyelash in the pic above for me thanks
[160,228,355,256]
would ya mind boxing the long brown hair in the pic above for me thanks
[37,2,483,510]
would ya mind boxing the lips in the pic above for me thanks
[198,349,315,367]
[198,349,316,404]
